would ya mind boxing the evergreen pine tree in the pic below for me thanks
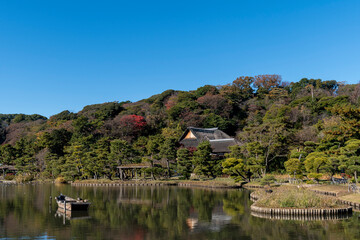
[177,148,192,179]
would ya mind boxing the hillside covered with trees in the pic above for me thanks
[1,75,360,182]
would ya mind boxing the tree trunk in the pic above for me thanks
[261,168,266,177]
[167,160,171,178]
[311,86,314,101]
[150,156,155,180]
[355,171,358,185]
[264,148,271,177]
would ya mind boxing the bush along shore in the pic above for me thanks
[250,186,353,219]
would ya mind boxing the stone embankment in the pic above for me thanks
[250,191,260,202]
[71,181,240,189]
[251,210,351,220]
[0,180,17,184]
[250,205,352,217]
[339,199,360,210]
[243,184,264,189]
[177,182,239,189]
[72,182,173,187]
[311,189,338,197]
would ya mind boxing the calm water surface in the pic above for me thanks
[0,184,359,240]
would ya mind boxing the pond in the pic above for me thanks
[0,184,359,240]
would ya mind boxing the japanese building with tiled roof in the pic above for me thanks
[179,127,239,155]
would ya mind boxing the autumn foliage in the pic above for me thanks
[118,115,147,133]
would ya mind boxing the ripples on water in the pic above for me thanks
[0,184,359,240]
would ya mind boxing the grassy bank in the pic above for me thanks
[308,185,349,196]
[253,186,341,209]
[339,194,360,203]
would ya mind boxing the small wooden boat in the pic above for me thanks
[55,194,91,211]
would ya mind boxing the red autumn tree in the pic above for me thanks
[118,114,146,135]
[105,114,147,140]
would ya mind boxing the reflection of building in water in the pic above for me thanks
[186,217,198,229]
[186,205,232,232]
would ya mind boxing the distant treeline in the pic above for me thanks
[1,75,360,182]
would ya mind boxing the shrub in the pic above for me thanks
[15,174,34,183]
[306,180,317,184]
[4,174,15,181]
[260,175,277,186]
[308,173,322,180]
[55,177,67,184]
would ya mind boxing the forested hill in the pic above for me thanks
[1,75,360,181]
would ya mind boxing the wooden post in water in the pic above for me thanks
[63,200,66,225]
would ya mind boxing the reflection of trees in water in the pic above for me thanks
[0,185,360,239]
[0,184,72,239]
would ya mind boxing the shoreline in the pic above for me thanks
[0,178,242,189]
[4,179,360,211]
[71,180,242,189]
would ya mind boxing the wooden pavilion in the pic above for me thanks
[0,165,17,177]
[117,163,151,180]
[117,159,168,180]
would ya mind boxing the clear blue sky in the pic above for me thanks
[1,0,359,117]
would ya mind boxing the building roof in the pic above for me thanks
[179,127,231,142]
[209,139,238,153]
[0,165,17,171]
[179,127,239,153]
